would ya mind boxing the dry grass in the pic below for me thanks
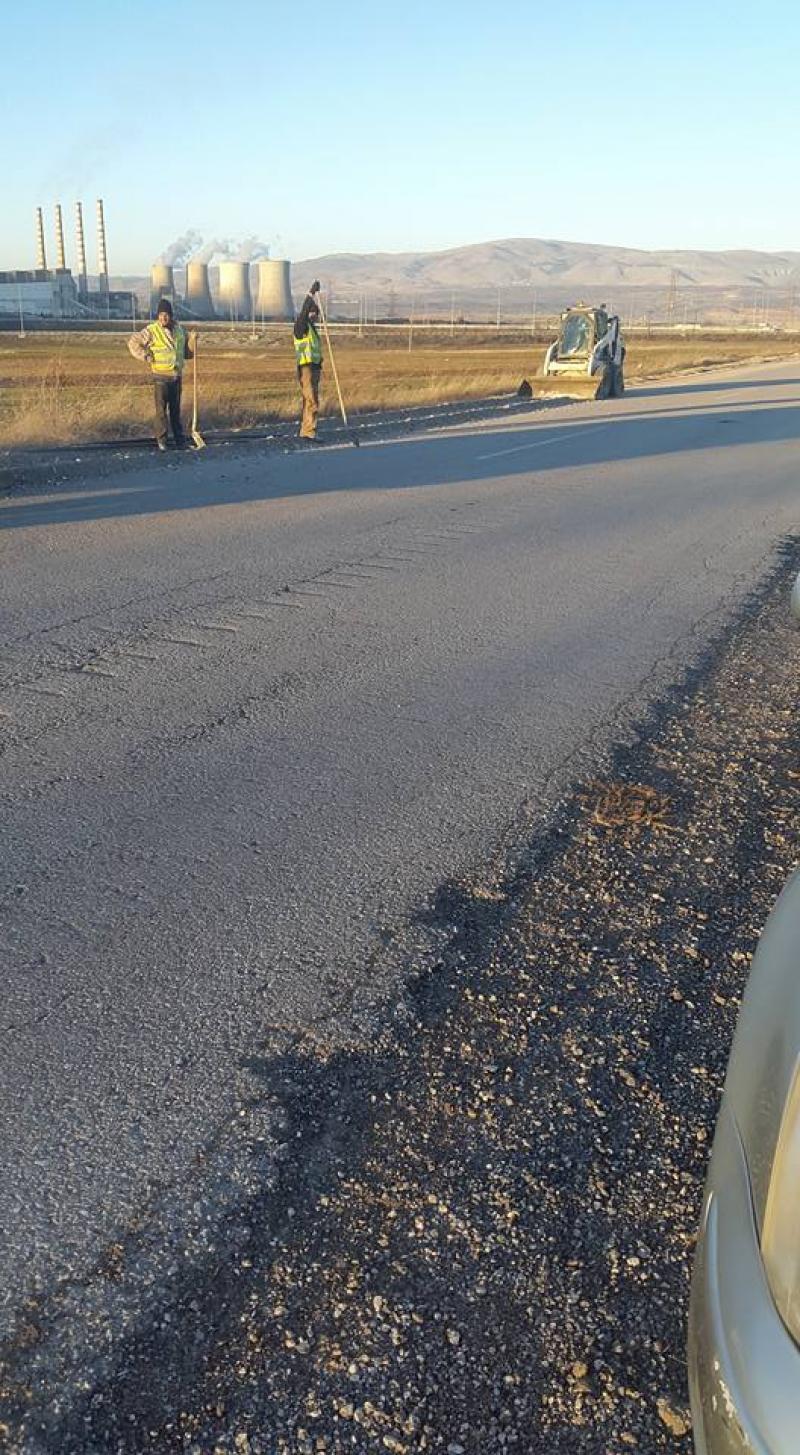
[0,326,797,449]
[581,781,673,832]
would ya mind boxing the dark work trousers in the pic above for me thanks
[153,375,185,445]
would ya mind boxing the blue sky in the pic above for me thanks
[2,0,798,273]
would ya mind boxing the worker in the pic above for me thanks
[293,281,323,441]
[128,300,195,451]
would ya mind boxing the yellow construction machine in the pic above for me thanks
[535,303,626,399]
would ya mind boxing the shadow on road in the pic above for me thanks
[1,382,799,535]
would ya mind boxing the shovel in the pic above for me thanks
[190,332,206,449]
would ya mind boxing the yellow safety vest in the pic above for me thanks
[294,322,322,367]
[149,320,187,376]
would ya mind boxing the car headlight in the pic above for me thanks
[761,1060,800,1345]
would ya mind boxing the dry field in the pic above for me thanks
[0,326,798,448]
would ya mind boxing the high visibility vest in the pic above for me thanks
[149,320,186,376]
[294,322,322,367]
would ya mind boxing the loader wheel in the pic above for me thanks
[595,365,613,400]
[612,364,625,397]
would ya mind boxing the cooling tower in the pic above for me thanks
[74,202,88,299]
[35,208,47,270]
[185,261,215,319]
[150,262,175,314]
[54,204,66,270]
[254,259,294,321]
[217,260,252,321]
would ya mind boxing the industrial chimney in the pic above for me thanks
[54,204,66,271]
[254,259,294,321]
[217,260,252,321]
[184,261,215,319]
[35,207,47,272]
[74,202,88,300]
[96,198,109,297]
[150,262,176,315]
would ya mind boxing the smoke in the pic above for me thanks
[158,229,202,266]
[153,233,272,266]
[196,238,232,264]
[236,235,270,262]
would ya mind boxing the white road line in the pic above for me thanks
[478,423,607,461]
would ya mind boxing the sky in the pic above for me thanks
[1,0,799,275]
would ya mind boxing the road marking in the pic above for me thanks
[478,423,606,461]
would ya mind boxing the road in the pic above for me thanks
[0,360,798,1389]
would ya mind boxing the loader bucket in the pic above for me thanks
[531,372,610,401]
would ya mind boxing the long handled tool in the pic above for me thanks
[314,288,360,448]
[190,332,206,449]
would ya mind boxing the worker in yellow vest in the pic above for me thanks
[128,299,195,451]
[293,282,323,441]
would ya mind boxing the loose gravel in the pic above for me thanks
[1,545,798,1453]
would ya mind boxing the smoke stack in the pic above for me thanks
[54,204,66,270]
[96,197,109,294]
[150,262,175,315]
[254,259,294,321]
[185,261,215,319]
[217,260,252,321]
[74,202,88,299]
[35,208,47,271]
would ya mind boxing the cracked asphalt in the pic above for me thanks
[0,360,798,1450]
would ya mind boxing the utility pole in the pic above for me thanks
[450,290,455,337]
[17,284,26,339]
[408,297,414,353]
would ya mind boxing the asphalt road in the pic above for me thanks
[1,360,798,1364]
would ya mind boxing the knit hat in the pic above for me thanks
[156,298,174,317]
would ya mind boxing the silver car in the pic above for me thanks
[689,870,800,1451]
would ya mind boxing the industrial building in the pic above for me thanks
[0,269,80,318]
[0,201,135,321]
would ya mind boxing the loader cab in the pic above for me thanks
[559,310,593,357]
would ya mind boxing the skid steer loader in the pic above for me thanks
[536,303,626,399]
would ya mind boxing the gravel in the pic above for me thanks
[1,545,798,1453]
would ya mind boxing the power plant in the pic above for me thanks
[1,207,295,323]
[0,200,135,319]
[149,252,295,322]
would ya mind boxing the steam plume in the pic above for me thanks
[158,229,202,266]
